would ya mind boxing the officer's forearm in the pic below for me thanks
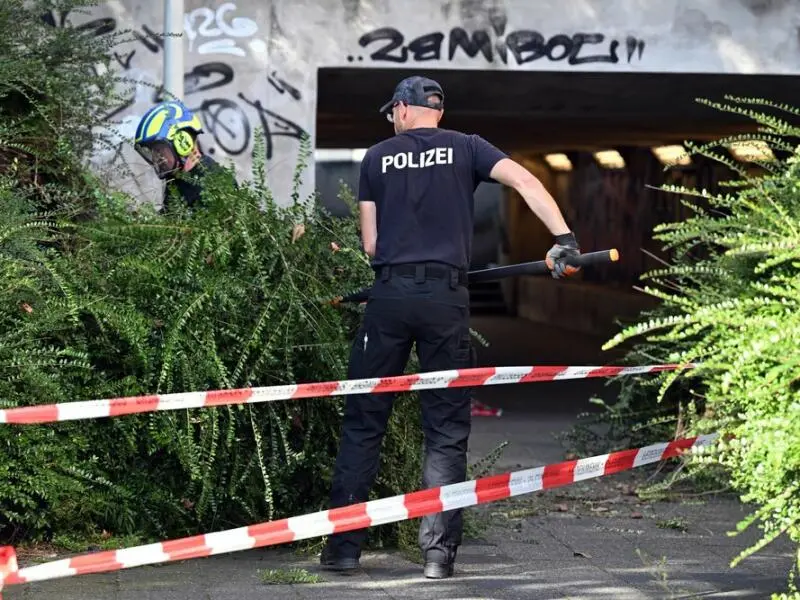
[359,200,378,257]
[516,177,571,237]
[489,158,571,237]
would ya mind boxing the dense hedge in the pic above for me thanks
[570,97,800,598]
[0,140,430,547]
[0,0,425,551]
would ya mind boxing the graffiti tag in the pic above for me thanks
[184,2,259,57]
[41,7,306,163]
[351,25,645,66]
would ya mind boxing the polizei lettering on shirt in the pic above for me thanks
[381,147,454,173]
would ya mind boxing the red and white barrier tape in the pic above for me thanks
[0,547,17,597]
[0,363,692,425]
[0,432,717,591]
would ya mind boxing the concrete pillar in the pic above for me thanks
[162,0,184,101]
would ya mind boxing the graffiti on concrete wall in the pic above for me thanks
[184,3,262,57]
[349,14,646,66]
[41,5,308,184]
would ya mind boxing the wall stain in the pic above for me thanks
[342,0,360,24]
[268,4,285,55]
[441,1,452,20]
[672,7,732,45]
[672,8,713,39]
[739,0,790,17]
[457,0,507,32]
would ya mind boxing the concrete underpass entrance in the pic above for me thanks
[315,67,800,339]
[317,68,797,151]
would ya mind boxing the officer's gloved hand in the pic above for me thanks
[545,232,581,279]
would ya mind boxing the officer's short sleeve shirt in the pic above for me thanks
[358,128,507,270]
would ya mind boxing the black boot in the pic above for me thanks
[423,560,454,579]
[320,542,360,572]
[423,547,457,579]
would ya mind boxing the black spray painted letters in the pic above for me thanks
[352,24,645,66]
[41,8,306,162]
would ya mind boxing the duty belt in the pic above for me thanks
[376,263,469,286]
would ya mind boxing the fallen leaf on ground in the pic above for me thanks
[573,551,592,559]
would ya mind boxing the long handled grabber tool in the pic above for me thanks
[329,248,620,306]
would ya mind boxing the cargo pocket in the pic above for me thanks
[454,330,472,368]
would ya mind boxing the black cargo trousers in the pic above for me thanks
[327,262,473,565]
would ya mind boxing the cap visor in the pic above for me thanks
[378,99,394,114]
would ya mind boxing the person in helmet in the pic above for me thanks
[134,100,227,212]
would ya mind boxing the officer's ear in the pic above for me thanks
[426,94,444,123]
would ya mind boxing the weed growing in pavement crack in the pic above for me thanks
[258,567,323,585]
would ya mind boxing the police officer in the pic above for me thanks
[134,100,231,213]
[321,76,581,579]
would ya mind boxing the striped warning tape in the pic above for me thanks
[0,363,693,425]
[0,432,717,591]
[0,547,17,597]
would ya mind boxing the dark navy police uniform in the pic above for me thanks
[323,76,508,578]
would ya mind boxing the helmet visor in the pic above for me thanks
[135,140,179,179]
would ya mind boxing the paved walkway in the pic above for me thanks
[5,317,796,599]
[9,429,793,600]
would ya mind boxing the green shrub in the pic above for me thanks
[0,176,99,541]
[0,0,427,552]
[0,135,429,552]
[598,96,800,597]
[0,0,132,542]
[0,0,131,214]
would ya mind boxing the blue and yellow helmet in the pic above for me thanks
[134,101,204,178]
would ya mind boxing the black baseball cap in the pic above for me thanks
[379,76,445,115]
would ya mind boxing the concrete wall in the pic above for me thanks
[71,0,800,206]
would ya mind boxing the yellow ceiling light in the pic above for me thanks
[544,153,572,171]
[652,145,691,166]
[727,140,774,162]
[594,150,625,169]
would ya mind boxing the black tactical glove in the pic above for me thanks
[545,232,581,279]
